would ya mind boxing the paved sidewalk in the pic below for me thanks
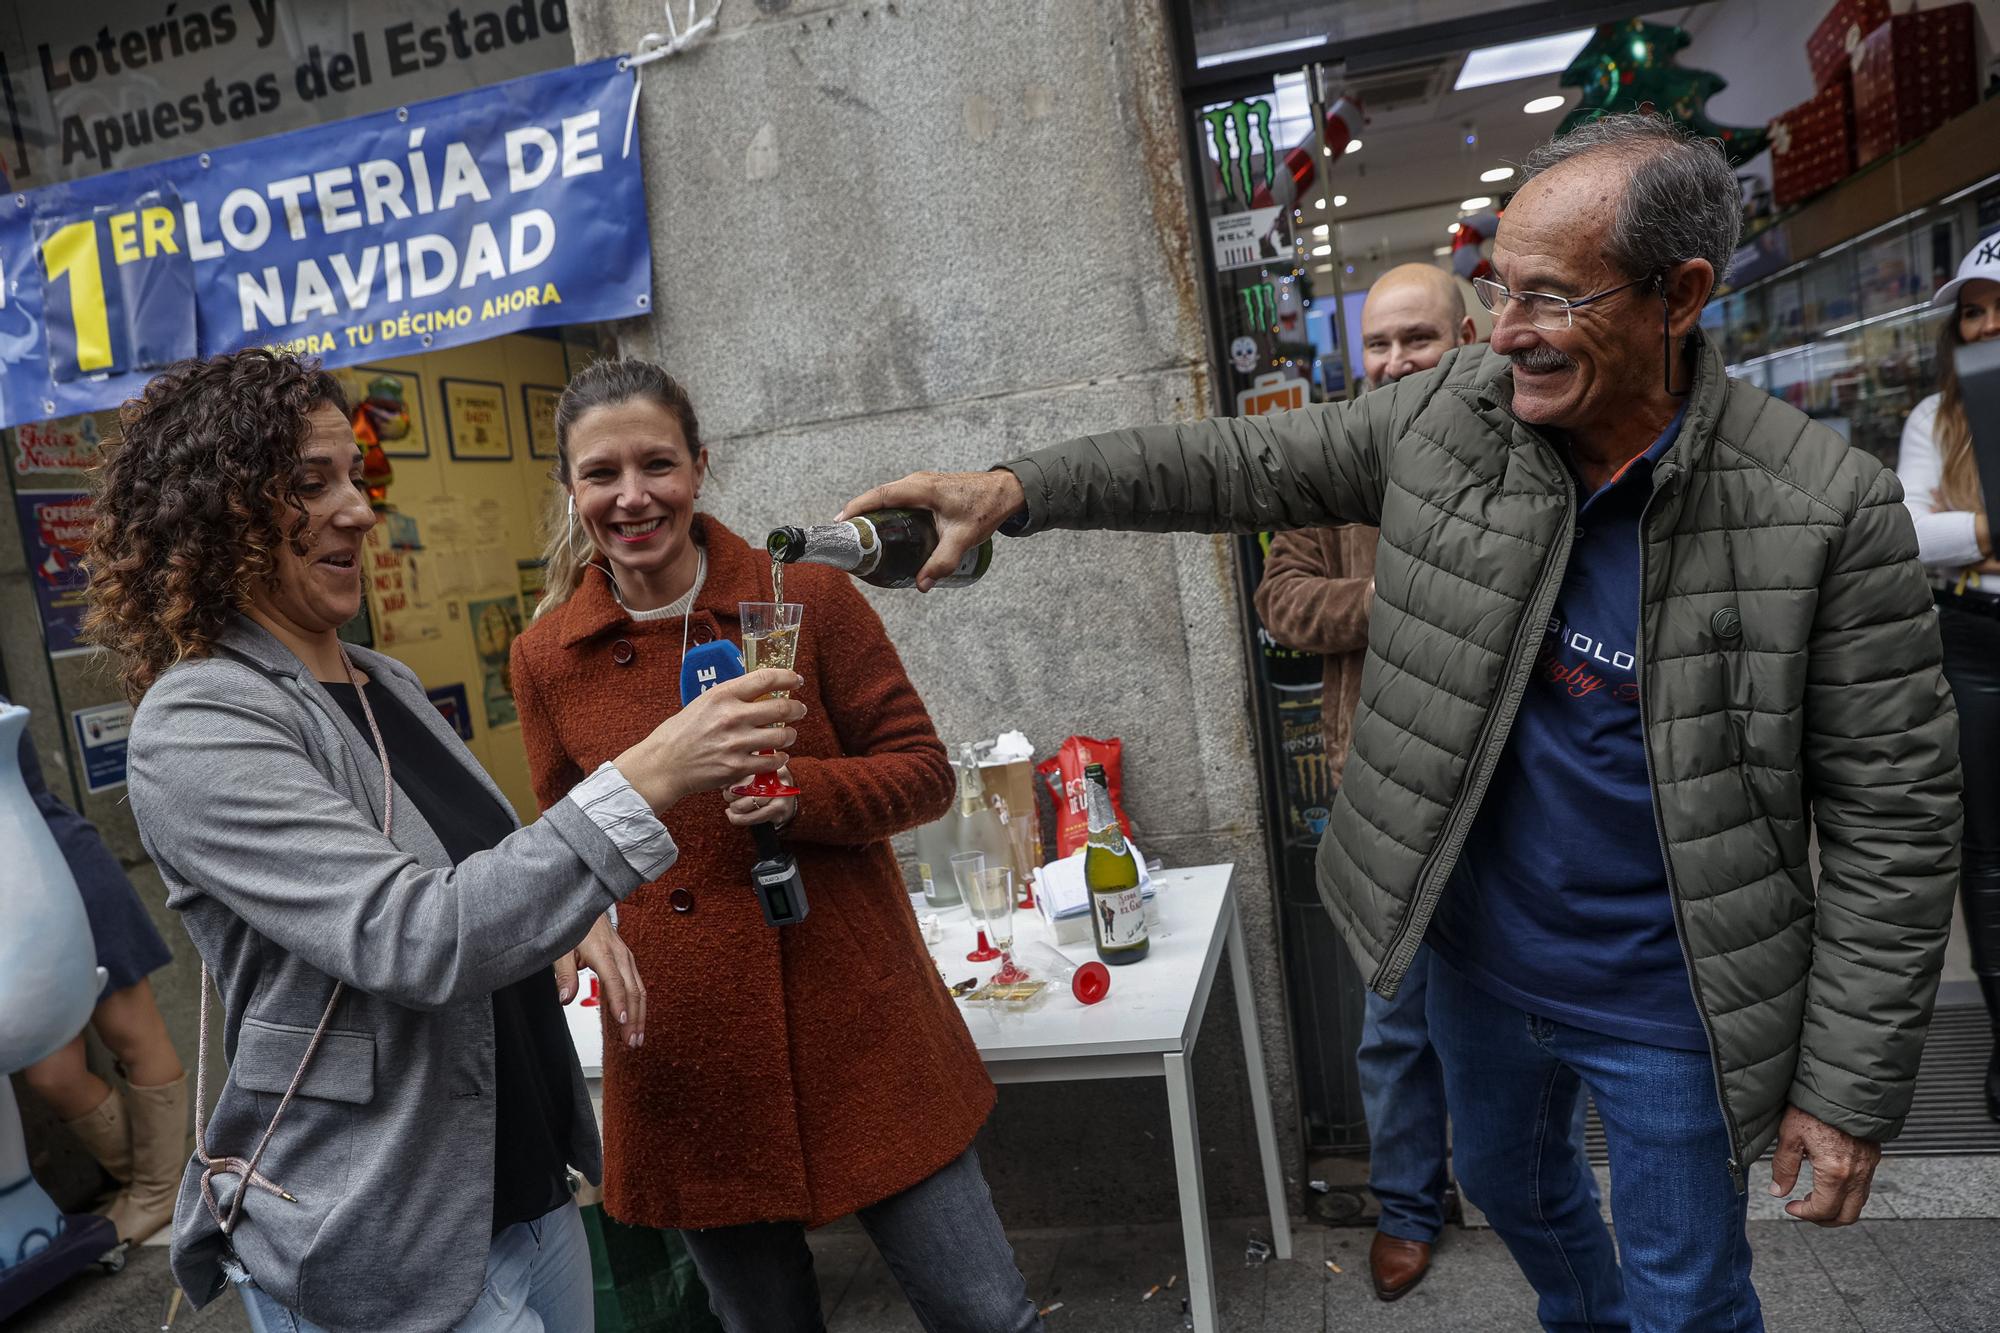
[15,1210,2000,1331]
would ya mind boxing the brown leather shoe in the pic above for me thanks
[1369,1232,1433,1302]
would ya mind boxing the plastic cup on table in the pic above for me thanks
[952,852,999,962]
[1020,942,1110,1005]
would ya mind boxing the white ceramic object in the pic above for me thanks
[0,703,103,1269]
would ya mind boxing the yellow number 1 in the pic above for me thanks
[43,220,113,373]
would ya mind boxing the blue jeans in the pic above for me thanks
[1361,944,1596,1242]
[234,1201,591,1332]
[679,1147,1040,1333]
[1427,956,1760,1332]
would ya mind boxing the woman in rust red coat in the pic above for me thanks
[509,360,1042,1333]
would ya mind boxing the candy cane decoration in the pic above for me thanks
[1451,209,1501,282]
[1252,95,1363,210]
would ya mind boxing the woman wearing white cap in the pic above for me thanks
[1896,233,2000,1123]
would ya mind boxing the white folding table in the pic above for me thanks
[568,862,1294,1332]
[932,863,1293,1333]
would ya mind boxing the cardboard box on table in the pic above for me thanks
[1806,0,1889,90]
[1771,71,1856,208]
[1852,4,1980,166]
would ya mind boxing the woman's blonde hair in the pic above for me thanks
[1935,314,1982,518]
[534,359,704,619]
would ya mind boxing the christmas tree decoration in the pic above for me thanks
[1556,19,1769,166]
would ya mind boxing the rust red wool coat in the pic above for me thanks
[509,515,993,1230]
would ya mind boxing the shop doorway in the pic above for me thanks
[1173,0,2000,1179]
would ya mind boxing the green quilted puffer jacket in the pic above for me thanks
[1006,334,1961,1174]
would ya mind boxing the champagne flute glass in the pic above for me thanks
[972,866,1029,984]
[731,601,804,799]
[952,852,999,962]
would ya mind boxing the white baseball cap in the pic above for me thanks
[1933,232,2000,311]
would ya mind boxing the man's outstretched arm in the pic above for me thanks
[841,353,1444,590]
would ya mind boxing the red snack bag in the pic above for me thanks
[1037,736,1134,858]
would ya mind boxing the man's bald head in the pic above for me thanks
[1361,263,1478,388]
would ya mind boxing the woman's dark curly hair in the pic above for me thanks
[83,349,347,701]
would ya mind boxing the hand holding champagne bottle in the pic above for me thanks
[835,472,1025,591]
[769,508,994,590]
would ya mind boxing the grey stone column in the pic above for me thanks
[572,0,1303,1224]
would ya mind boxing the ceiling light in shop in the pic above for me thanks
[1345,139,1363,153]
[1455,30,1593,91]
[1460,196,1493,211]
[1448,222,1462,234]
[1480,166,1515,183]
[1434,246,1453,257]
[1333,194,1348,207]
[1312,244,1332,257]
[1523,94,1568,114]
[1194,34,1328,70]
[1313,224,1329,237]
[1315,197,1326,209]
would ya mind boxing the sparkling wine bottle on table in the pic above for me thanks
[1084,762,1149,964]
[766,509,993,589]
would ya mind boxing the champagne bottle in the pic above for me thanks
[912,820,960,908]
[949,743,1014,876]
[766,509,993,589]
[1083,763,1148,964]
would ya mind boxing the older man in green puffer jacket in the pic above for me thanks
[844,114,1960,1331]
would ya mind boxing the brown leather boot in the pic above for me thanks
[103,1074,188,1244]
[62,1083,132,1209]
[1369,1232,1433,1302]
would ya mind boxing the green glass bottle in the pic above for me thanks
[1083,763,1148,964]
[766,509,993,589]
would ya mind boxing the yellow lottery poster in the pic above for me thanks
[443,378,512,461]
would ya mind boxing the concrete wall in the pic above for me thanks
[3,0,1303,1230]
[570,0,1302,1224]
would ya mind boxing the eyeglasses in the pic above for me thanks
[1472,273,1657,331]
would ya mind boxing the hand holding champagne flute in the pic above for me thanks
[612,666,803,809]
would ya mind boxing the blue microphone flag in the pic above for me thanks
[680,639,745,707]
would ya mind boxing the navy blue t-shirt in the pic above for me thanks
[1429,404,1707,1051]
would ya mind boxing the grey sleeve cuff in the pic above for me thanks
[995,459,1048,535]
[568,761,678,882]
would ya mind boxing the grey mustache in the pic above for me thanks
[1511,347,1575,373]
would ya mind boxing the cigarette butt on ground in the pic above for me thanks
[1325,1259,1343,1274]
[1142,1283,1162,1301]
[1167,1274,1179,1289]
[1037,1301,1064,1317]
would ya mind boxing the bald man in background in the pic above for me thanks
[1259,263,1584,1301]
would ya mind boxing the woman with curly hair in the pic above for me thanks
[92,347,806,1333]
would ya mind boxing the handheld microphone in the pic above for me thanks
[679,639,808,927]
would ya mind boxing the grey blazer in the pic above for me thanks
[128,619,660,1332]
